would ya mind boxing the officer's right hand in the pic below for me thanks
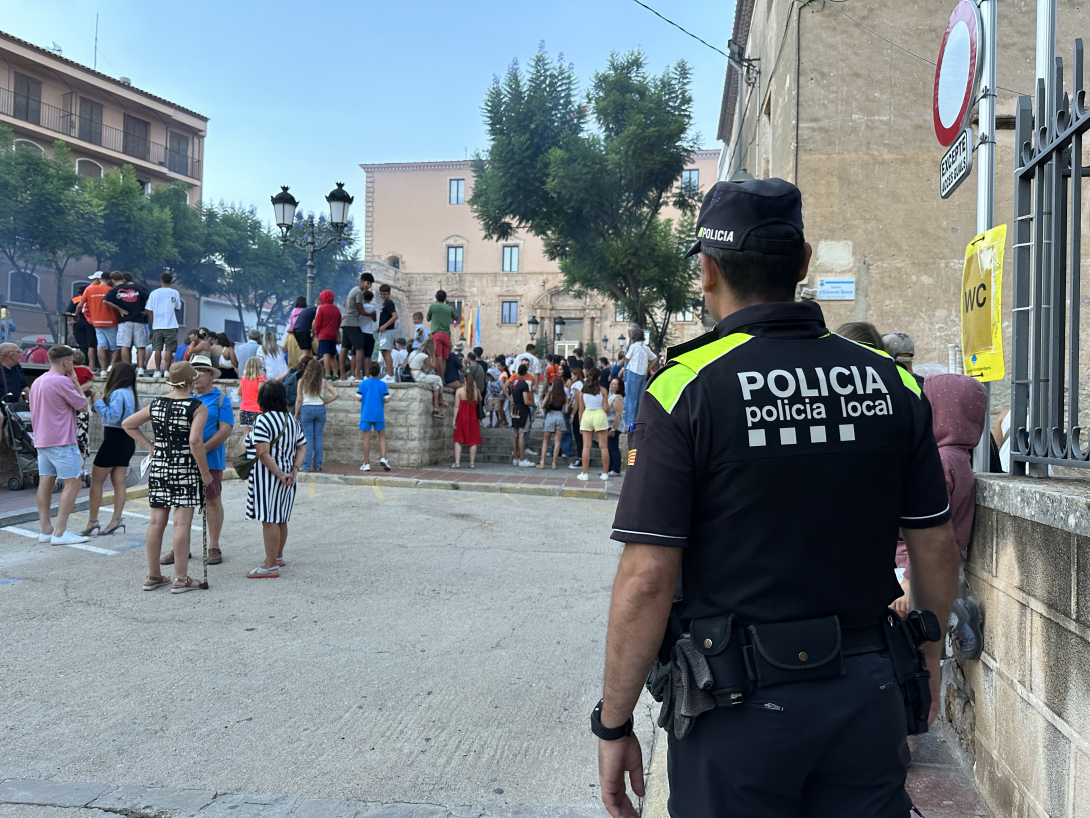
[598,733,644,818]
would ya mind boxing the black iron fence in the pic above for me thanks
[1010,38,1089,473]
[0,86,201,180]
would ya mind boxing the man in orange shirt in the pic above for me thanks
[79,272,120,372]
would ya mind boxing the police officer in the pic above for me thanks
[593,178,961,818]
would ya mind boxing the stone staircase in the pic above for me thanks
[475,424,563,465]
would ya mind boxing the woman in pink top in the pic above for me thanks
[238,356,266,433]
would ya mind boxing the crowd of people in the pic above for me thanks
[23,288,993,622]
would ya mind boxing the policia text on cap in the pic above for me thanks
[594,179,960,818]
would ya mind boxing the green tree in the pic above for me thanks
[471,49,702,334]
[199,204,294,330]
[150,181,207,289]
[87,166,175,276]
[0,129,103,340]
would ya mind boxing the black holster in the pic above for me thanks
[883,609,942,735]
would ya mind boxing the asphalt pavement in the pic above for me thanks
[0,481,650,815]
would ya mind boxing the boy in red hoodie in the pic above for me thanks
[312,289,343,380]
[893,373,987,657]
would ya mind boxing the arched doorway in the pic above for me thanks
[532,287,607,357]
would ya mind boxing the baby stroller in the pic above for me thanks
[2,400,64,492]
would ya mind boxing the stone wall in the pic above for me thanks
[945,475,1090,818]
[1,379,457,482]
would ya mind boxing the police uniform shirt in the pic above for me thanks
[611,301,950,628]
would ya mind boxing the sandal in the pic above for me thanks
[80,519,100,536]
[143,575,171,591]
[246,566,279,579]
[100,518,125,536]
[276,557,286,568]
[207,548,223,565]
[159,550,192,566]
[170,576,202,594]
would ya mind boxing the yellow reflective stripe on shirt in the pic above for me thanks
[832,333,922,398]
[646,365,697,414]
[897,365,922,397]
[647,333,753,414]
[673,333,753,372]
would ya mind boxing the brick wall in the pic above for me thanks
[945,475,1090,818]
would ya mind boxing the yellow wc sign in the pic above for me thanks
[961,224,1006,382]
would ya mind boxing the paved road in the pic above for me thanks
[1,482,650,814]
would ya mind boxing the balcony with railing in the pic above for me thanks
[0,86,201,180]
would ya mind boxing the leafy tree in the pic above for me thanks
[150,181,207,290]
[471,48,702,335]
[199,204,295,330]
[86,166,174,276]
[0,129,102,340]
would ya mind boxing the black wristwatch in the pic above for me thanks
[590,699,633,741]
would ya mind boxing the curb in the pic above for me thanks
[221,469,611,500]
[0,485,150,529]
[642,727,669,818]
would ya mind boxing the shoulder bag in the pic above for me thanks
[233,414,286,480]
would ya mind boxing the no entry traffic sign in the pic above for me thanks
[940,127,974,198]
[933,1,983,146]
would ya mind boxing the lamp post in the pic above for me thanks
[602,335,610,354]
[527,315,539,341]
[553,316,566,341]
[271,182,354,305]
[618,335,627,351]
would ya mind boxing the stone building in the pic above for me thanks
[717,4,1090,817]
[0,29,207,342]
[359,150,720,358]
[718,0,1087,398]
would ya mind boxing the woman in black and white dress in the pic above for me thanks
[245,380,306,578]
[123,362,213,593]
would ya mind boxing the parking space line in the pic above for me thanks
[122,511,200,531]
[0,577,25,586]
[372,486,385,500]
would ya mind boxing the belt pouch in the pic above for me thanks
[746,616,845,688]
[691,614,751,695]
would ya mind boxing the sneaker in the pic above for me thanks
[518,459,534,467]
[38,531,53,543]
[383,376,395,383]
[513,458,519,466]
[950,596,983,660]
[51,530,89,546]
[360,463,371,471]
[576,472,589,481]
[599,472,609,480]
[135,368,145,377]
[525,449,538,456]
[152,370,164,379]
[568,460,582,469]
[380,458,390,472]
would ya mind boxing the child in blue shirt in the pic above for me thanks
[356,362,390,471]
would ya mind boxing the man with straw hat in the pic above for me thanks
[190,354,233,565]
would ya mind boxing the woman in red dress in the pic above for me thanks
[452,373,482,468]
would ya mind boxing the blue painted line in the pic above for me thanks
[0,577,25,586]
[113,542,146,553]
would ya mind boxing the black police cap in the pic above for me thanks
[685,177,805,258]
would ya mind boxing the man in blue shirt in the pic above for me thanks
[190,355,234,565]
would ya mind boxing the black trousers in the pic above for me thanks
[666,653,911,818]
[607,429,621,473]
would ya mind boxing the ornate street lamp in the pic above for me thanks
[553,315,566,340]
[271,186,298,231]
[602,335,609,353]
[271,182,353,305]
[618,335,627,349]
[326,182,353,229]
[527,315,539,339]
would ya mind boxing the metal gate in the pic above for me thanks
[1010,38,1090,473]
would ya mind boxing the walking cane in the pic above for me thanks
[197,485,210,590]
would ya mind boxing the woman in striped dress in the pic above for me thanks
[245,380,306,578]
